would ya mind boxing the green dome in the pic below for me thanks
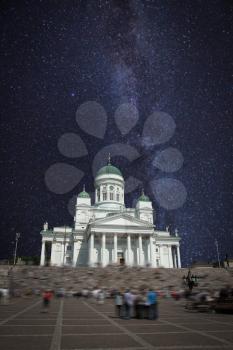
[138,191,150,202]
[96,164,123,177]
[78,191,90,198]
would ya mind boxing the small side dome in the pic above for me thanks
[78,191,90,198]
[138,189,150,202]
[78,185,90,198]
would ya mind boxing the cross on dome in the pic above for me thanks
[108,153,111,165]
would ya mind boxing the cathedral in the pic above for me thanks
[40,160,181,268]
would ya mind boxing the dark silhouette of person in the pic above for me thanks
[186,270,194,291]
[225,254,229,268]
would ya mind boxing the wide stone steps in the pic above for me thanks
[0,265,232,295]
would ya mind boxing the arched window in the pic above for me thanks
[109,185,114,200]
[103,186,107,201]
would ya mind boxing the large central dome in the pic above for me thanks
[96,164,123,177]
[94,156,124,209]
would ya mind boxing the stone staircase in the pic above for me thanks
[0,265,232,295]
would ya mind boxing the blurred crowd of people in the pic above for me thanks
[69,287,158,319]
[114,288,158,320]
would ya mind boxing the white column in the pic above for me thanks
[168,245,173,268]
[88,233,94,266]
[95,189,98,202]
[138,235,143,266]
[100,185,103,201]
[158,245,162,267]
[50,242,55,266]
[177,245,181,268]
[60,242,64,266]
[114,234,117,264]
[150,235,156,267]
[101,233,106,267]
[174,246,178,268]
[127,234,131,266]
[40,241,45,266]
[62,241,67,266]
[72,241,77,267]
[161,245,166,267]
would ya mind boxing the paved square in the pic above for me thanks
[0,297,233,349]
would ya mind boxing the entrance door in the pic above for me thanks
[117,252,125,265]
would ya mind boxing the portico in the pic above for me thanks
[87,231,156,267]
[86,211,158,267]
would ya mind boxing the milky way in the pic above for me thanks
[0,0,232,266]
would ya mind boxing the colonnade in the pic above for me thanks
[40,234,181,268]
[40,239,73,266]
[95,185,124,203]
[88,233,156,267]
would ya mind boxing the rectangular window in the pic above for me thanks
[103,193,107,200]
[116,194,120,201]
[110,193,114,200]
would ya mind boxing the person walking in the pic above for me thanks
[115,291,123,317]
[97,289,105,304]
[0,289,9,305]
[42,290,53,312]
[147,288,158,320]
[123,289,134,319]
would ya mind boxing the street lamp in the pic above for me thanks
[215,239,221,268]
[63,226,67,266]
[13,232,20,265]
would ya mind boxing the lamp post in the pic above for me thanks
[63,226,67,266]
[13,232,20,266]
[215,239,221,268]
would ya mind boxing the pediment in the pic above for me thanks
[90,213,153,228]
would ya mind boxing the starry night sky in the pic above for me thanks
[1,0,232,266]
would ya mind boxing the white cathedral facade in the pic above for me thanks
[40,161,181,268]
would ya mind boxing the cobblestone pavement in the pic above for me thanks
[0,297,233,350]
